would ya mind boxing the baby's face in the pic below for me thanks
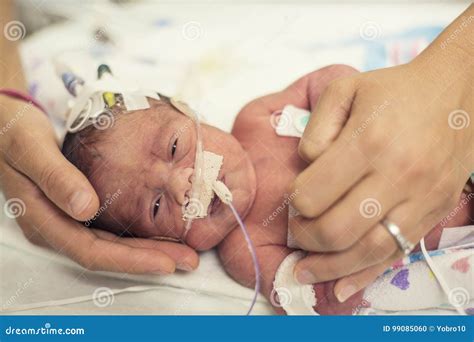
[89,101,256,250]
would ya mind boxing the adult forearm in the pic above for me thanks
[412,5,473,100]
[411,4,474,170]
[0,0,27,91]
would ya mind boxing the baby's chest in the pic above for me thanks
[239,120,307,246]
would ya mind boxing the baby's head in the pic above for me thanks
[62,97,256,250]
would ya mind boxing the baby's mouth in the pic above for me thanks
[209,175,226,215]
[209,195,221,215]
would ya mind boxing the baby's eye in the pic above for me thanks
[171,138,178,157]
[153,197,161,217]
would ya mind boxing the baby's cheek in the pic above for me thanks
[313,281,364,315]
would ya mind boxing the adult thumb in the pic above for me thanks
[298,78,357,163]
[8,133,99,221]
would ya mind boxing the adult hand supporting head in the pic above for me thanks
[289,5,474,302]
[0,95,199,273]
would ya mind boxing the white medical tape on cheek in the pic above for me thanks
[273,251,318,315]
[183,150,226,219]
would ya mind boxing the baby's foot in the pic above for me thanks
[415,188,473,251]
[312,280,365,315]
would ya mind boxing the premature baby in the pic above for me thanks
[62,64,473,314]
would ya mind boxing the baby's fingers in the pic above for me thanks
[92,229,199,272]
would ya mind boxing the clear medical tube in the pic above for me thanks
[420,238,466,315]
[183,105,204,235]
[229,203,261,315]
[183,107,260,315]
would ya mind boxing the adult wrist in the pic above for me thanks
[0,89,47,114]
[409,6,474,171]
[411,5,473,87]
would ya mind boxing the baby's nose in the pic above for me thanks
[167,167,194,205]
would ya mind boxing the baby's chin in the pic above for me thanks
[184,186,255,250]
[184,155,257,250]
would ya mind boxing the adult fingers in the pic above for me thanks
[298,76,358,163]
[44,216,177,274]
[293,223,399,285]
[289,173,401,252]
[92,229,199,271]
[6,128,99,221]
[3,165,176,274]
[333,254,400,303]
[290,138,370,218]
[294,200,427,285]
[332,203,454,302]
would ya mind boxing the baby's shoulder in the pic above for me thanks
[232,103,269,131]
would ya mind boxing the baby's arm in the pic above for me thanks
[218,227,363,315]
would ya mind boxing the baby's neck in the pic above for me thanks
[238,149,258,221]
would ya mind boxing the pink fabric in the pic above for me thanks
[0,88,47,114]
